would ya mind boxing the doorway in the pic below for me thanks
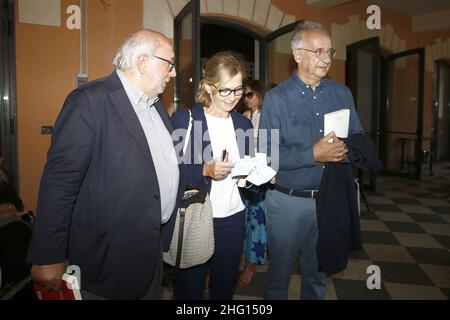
[346,37,380,191]
[432,61,450,163]
[173,0,299,112]
[0,0,18,188]
[346,37,425,180]
[381,48,425,179]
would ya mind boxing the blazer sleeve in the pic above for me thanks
[27,89,95,264]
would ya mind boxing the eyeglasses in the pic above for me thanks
[244,92,255,99]
[153,55,176,72]
[296,48,336,59]
[211,83,244,97]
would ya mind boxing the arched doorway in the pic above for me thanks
[173,0,299,111]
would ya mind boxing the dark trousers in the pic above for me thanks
[173,210,245,300]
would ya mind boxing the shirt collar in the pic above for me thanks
[291,72,327,91]
[116,69,159,107]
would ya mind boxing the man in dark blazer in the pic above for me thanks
[27,29,184,300]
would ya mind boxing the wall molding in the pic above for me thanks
[143,0,295,38]
[331,14,406,61]
[425,38,450,72]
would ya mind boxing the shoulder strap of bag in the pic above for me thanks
[182,110,193,156]
[174,109,192,277]
[174,207,187,272]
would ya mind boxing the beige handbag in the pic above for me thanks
[163,109,214,269]
[163,189,214,268]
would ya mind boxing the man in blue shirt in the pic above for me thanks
[260,21,363,300]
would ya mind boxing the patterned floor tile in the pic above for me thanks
[375,211,414,222]
[359,211,380,220]
[361,231,401,245]
[383,221,427,233]
[418,223,450,236]
[348,248,370,260]
[391,198,422,205]
[428,207,450,215]
[367,197,395,205]
[402,187,430,193]
[363,244,415,263]
[408,192,438,199]
[372,261,434,286]
[440,287,450,299]
[407,213,448,224]
[162,163,450,300]
[360,220,390,232]
[371,204,402,212]
[287,274,301,300]
[385,283,447,300]
[393,233,444,249]
[382,191,414,198]
[419,264,450,288]
[417,198,450,207]
[397,204,436,214]
[331,259,374,281]
[332,278,390,300]
[432,235,450,250]
[234,272,266,298]
[233,294,262,300]
[405,247,450,266]
[325,278,338,300]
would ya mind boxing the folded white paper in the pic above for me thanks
[324,108,350,138]
[232,153,276,186]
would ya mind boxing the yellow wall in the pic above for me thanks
[15,0,144,211]
[14,0,450,211]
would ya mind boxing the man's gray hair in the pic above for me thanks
[291,21,328,50]
[113,29,160,70]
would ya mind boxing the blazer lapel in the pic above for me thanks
[109,85,154,168]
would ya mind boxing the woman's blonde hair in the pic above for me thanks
[196,51,247,107]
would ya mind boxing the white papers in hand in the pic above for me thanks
[324,108,350,138]
[231,156,256,177]
[246,163,276,186]
[231,153,276,186]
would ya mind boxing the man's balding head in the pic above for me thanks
[113,28,169,71]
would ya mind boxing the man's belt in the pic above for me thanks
[274,185,318,199]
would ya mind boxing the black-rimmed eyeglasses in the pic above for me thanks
[211,83,244,97]
[153,55,176,72]
[296,48,336,59]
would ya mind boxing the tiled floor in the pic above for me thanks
[163,162,450,300]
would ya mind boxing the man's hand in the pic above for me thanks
[31,263,66,291]
[313,132,348,163]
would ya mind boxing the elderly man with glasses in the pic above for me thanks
[27,28,184,300]
[259,21,363,300]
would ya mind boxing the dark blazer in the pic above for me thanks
[171,104,253,192]
[27,71,184,299]
[316,134,382,276]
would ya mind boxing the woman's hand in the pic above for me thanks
[203,158,234,181]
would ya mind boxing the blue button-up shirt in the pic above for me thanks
[259,73,363,190]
